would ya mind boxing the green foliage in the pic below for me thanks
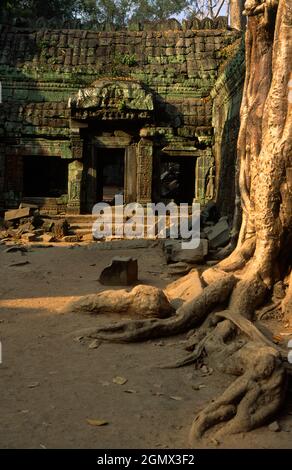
[0,0,190,26]
[131,0,188,23]
[0,0,82,22]
[118,99,128,112]
[118,53,138,67]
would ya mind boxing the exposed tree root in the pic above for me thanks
[190,341,286,441]
[215,237,256,272]
[83,275,237,343]
[258,301,281,320]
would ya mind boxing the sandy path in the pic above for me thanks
[0,242,291,449]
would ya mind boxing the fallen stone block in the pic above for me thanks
[204,218,230,249]
[62,235,79,242]
[99,257,138,286]
[19,202,39,210]
[21,232,37,242]
[42,219,54,232]
[81,233,94,242]
[41,233,55,243]
[4,207,32,222]
[167,262,191,276]
[53,219,69,239]
[166,239,208,264]
[17,222,35,235]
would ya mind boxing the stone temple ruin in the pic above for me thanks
[0,17,244,219]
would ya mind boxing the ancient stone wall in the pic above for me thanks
[0,22,243,213]
[211,38,244,219]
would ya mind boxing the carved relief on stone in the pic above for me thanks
[70,137,83,159]
[68,160,83,204]
[195,153,215,203]
[69,79,154,115]
[137,139,153,203]
[205,163,216,200]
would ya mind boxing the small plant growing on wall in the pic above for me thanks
[118,100,127,112]
[120,54,138,67]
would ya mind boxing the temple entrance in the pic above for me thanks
[159,155,196,205]
[23,155,68,197]
[97,148,125,203]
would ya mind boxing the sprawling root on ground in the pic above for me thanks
[75,257,290,440]
[64,284,175,319]
[190,341,286,441]
[69,254,288,439]
[80,275,237,342]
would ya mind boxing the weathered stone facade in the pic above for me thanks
[0,19,243,214]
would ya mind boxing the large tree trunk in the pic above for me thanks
[230,0,246,30]
[71,0,292,443]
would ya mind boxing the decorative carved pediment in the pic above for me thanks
[69,79,154,120]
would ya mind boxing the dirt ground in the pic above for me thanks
[0,240,291,449]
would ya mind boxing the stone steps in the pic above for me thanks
[53,211,196,238]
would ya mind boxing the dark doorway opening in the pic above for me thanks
[97,148,125,203]
[23,155,68,197]
[160,156,196,205]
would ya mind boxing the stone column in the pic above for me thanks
[124,144,137,204]
[136,138,153,204]
[67,160,83,214]
[195,151,214,204]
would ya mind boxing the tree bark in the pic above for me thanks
[230,0,246,30]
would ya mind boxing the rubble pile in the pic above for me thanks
[0,204,78,244]
[164,202,231,267]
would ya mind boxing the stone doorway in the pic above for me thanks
[159,155,196,205]
[23,155,68,198]
[96,148,125,203]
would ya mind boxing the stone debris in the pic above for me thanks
[167,262,192,276]
[268,421,281,432]
[165,239,208,264]
[4,207,33,222]
[52,219,69,239]
[204,217,230,249]
[40,234,55,243]
[99,257,138,286]
[0,207,74,244]
[61,235,79,243]
[21,232,37,242]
